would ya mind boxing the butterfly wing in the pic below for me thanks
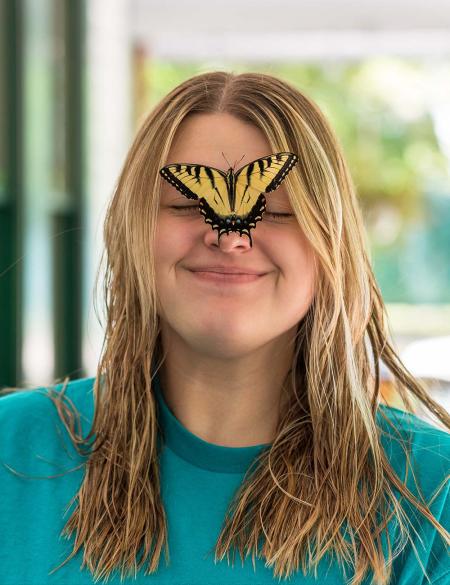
[234,151,298,208]
[159,163,229,202]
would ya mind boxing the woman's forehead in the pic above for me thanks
[166,113,273,169]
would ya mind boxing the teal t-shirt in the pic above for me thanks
[0,375,448,584]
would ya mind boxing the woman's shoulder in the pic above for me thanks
[0,376,96,419]
[0,376,96,464]
[376,402,449,482]
[376,402,449,528]
[376,401,450,451]
[375,403,449,583]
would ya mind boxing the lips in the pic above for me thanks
[187,266,267,275]
[190,271,264,284]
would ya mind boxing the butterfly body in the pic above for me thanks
[159,152,298,247]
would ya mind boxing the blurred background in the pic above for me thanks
[1,0,450,425]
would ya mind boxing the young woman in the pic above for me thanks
[1,71,449,585]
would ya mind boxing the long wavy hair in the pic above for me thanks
[3,70,449,584]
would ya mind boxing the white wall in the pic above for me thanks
[83,0,133,376]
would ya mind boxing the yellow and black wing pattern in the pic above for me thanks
[159,151,298,247]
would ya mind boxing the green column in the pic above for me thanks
[0,0,24,388]
[52,0,86,381]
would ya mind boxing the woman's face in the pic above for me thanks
[155,112,316,359]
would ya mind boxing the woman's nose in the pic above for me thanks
[205,228,252,251]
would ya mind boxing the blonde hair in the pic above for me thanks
[3,71,449,584]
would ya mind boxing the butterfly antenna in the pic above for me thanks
[221,151,233,169]
[235,154,245,168]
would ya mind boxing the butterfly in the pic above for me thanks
[159,151,298,247]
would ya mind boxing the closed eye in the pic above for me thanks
[170,205,199,212]
[169,205,201,216]
[169,205,293,219]
[264,212,294,219]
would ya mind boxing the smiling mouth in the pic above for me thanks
[189,270,266,284]
[187,265,267,275]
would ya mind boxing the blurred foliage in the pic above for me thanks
[134,57,450,303]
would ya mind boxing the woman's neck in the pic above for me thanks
[156,339,295,447]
